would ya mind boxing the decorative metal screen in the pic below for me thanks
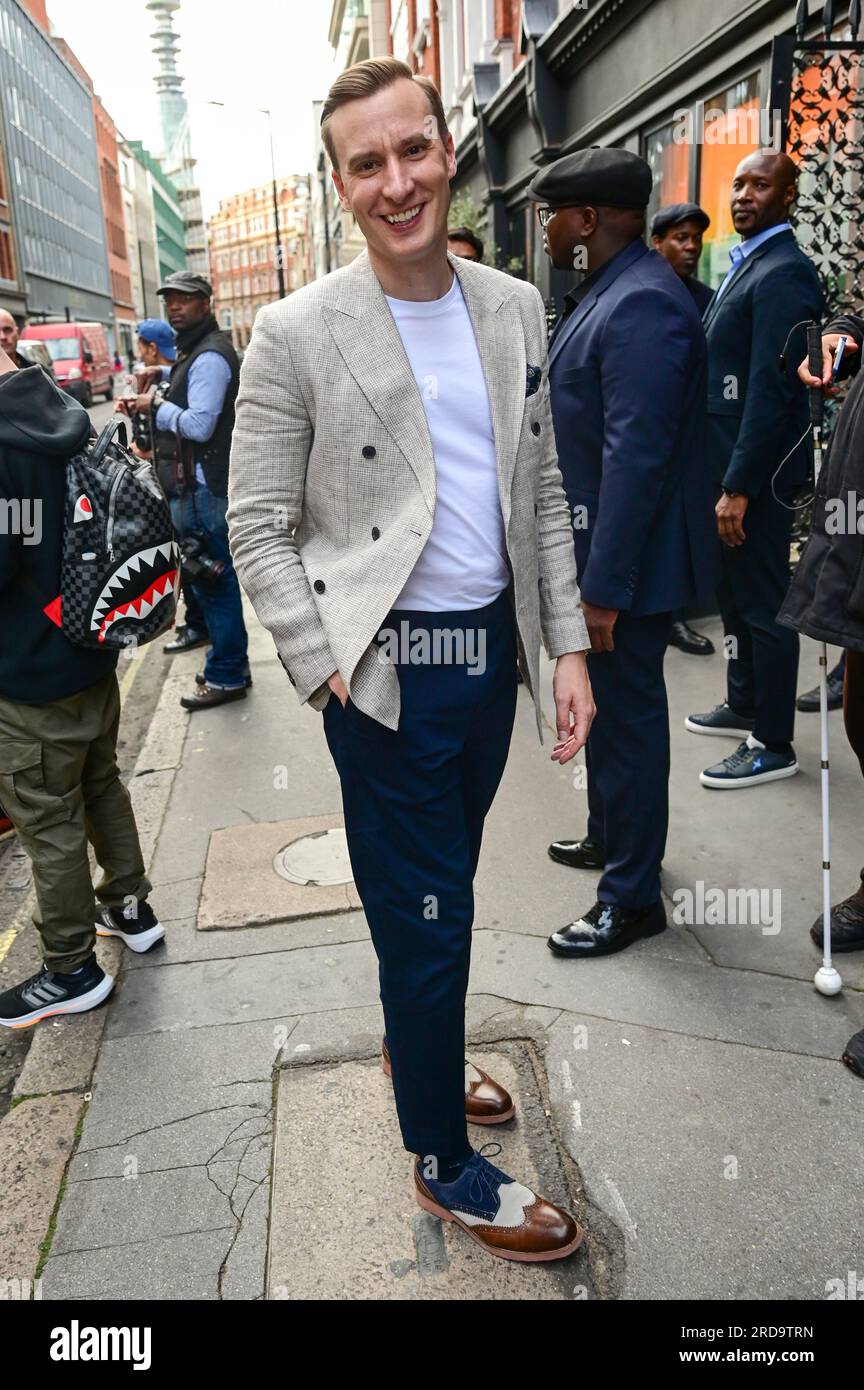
[787,43,864,313]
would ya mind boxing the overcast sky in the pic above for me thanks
[46,0,337,216]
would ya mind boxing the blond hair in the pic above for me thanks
[320,56,448,170]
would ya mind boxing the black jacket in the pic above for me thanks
[0,366,118,702]
[702,228,824,496]
[779,311,864,654]
[153,315,239,498]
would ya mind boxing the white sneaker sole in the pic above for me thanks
[685,716,754,738]
[700,763,799,789]
[0,972,115,1029]
[96,921,165,953]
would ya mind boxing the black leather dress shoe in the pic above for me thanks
[180,683,247,710]
[548,837,606,870]
[810,871,864,952]
[196,670,253,689]
[548,901,667,958]
[669,621,715,656]
[164,625,210,654]
[796,669,845,713]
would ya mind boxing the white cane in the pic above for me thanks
[807,323,842,996]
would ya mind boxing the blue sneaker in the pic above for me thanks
[414,1147,583,1262]
[700,738,798,789]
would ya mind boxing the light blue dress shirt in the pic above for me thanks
[712,222,791,304]
[155,353,233,485]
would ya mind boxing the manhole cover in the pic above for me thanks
[273,828,353,887]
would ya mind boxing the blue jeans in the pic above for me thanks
[322,592,517,1157]
[170,485,249,689]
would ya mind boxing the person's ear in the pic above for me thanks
[331,167,350,213]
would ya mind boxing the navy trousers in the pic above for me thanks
[322,593,517,1158]
[718,486,800,745]
[585,610,673,908]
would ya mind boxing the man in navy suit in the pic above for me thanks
[686,151,824,788]
[531,148,718,958]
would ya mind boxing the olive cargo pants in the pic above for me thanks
[0,673,151,971]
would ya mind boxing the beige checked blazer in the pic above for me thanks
[227,249,588,735]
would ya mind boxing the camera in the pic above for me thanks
[179,532,225,583]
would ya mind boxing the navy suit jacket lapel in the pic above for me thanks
[703,229,797,331]
[549,239,649,368]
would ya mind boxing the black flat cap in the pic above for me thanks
[650,202,710,237]
[157,270,213,298]
[527,147,653,209]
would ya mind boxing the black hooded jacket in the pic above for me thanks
[779,312,864,654]
[0,365,118,702]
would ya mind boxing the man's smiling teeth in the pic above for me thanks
[385,206,421,224]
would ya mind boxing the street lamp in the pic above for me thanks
[205,101,287,299]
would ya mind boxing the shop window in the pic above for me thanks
[644,118,691,232]
[697,74,762,287]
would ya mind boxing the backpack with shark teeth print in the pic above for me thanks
[49,417,179,650]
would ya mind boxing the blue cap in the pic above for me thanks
[136,318,177,361]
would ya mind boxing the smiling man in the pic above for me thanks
[686,150,824,789]
[228,57,594,1263]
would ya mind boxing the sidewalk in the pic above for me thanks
[31,604,864,1301]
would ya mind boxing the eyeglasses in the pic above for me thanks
[536,204,585,229]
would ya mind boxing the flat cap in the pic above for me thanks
[527,147,652,209]
[650,202,710,237]
[157,270,213,298]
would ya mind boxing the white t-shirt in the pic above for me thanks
[385,274,508,611]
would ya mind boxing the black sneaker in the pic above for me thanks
[699,739,798,789]
[0,954,114,1028]
[96,899,165,953]
[685,701,755,738]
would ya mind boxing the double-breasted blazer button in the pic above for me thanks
[371,526,380,540]
[531,421,542,436]
[314,579,326,594]
[362,445,376,459]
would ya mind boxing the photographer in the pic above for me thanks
[781,316,864,1077]
[117,319,210,654]
[121,273,249,710]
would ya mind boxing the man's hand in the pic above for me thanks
[551,651,595,764]
[136,365,165,391]
[798,331,859,392]
[115,393,152,416]
[327,670,349,708]
[716,491,749,547]
[581,600,619,652]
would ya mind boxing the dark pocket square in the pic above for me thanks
[526,363,543,397]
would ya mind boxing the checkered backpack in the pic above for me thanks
[45,417,179,650]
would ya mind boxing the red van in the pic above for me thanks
[20,322,114,406]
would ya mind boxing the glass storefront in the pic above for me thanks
[643,73,763,289]
[698,75,762,287]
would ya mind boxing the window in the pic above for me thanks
[697,75,762,287]
[644,118,691,233]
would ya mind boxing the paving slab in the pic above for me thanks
[103,940,379,1040]
[198,814,360,930]
[124,910,369,971]
[543,1011,864,1301]
[41,1227,234,1301]
[268,1045,604,1300]
[0,1094,82,1283]
[77,1016,295,1152]
[470,925,864,1058]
